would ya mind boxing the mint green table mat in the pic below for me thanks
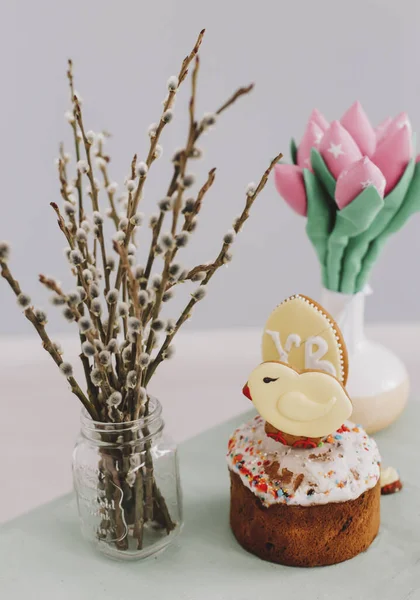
[1,403,419,600]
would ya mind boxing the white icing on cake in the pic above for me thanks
[227,415,381,507]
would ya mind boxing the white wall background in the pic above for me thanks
[1,0,419,336]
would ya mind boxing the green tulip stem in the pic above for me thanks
[340,159,415,294]
[325,186,385,292]
[303,168,336,289]
[356,161,420,291]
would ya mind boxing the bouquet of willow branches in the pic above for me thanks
[0,30,281,551]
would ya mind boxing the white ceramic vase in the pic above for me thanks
[320,287,409,434]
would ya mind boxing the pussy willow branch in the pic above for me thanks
[48,203,115,397]
[57,156,90,264]
[184,168,217,231]
[50,202,106,342]
[144,71,207,343]
[67,59,84,226]
[142,169,216,338]
[113,242,145,416]
[171,55,200,237]
[162,168,217,295]
[96,146,120,229]
[143,83,254,287]
[105,30,205,343]
[145,151,283,384]
[0,261,97,419]
[38,275,99,406]
[38,273,114,399]
[74,100,111,294]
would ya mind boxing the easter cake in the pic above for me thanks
[227,294,381,567]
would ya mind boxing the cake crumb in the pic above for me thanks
[308,449,332,462]
[293,474,305,491]
[278,468,294,485]
[351,468,360,481]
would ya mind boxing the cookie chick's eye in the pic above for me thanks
[263,377,278,384]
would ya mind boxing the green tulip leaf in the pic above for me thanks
[303,168,336,288]
[326,186,384,291]
[340,158,415,293]
[311,148,336,199]
[290,138,298,165]
[356,161,420,291]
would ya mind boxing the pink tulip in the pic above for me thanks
[372,123,413,194]
[335,157,386,209]
[340,101,376,157]
[319,120,362,179]
[377,112,411,147]
[297,120,324,169]
[308,108,329,132]
[375,116,392,144]
[416,154,420,163]
[274,164,307,216]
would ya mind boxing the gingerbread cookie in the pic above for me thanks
[262,294,348,385]
[243,361,352,444]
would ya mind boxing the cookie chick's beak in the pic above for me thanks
[242,383,252,401]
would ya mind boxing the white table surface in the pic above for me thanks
[1,324,419,524]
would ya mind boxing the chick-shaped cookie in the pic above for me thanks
[243,361,353,448]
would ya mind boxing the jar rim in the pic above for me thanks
[80,395,162,432]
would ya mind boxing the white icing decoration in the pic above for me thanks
[265,330,337,376]
[227,415,381,507]
[305,335,337,376]
[265,330,301,363]
[285,333,301,353]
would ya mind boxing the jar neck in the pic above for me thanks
[80,396,164,446]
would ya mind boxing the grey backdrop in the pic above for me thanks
[1,0,419,336]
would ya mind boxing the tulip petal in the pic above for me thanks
[375,116,392,143]
[377,112,411,149]
[335,156,386,209]
[340,101,376,157]
[297,121,324,169]
[372,123,413,194]
[319,121,362,179]
[309,108,329,132]
[274,164,307,216]
[311,148,336,199]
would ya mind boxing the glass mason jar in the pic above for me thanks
[72,397,182,560]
